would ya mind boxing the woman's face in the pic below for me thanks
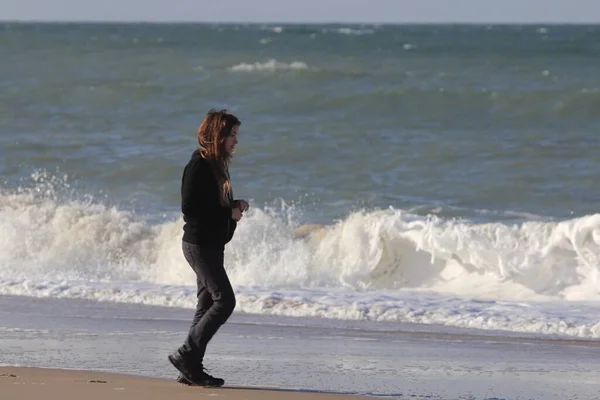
[224,125,239,155]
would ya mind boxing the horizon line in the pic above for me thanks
[3,19,600,25]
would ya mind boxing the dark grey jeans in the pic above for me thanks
[180,241,236,364]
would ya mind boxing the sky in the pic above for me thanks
[2,0,600,24]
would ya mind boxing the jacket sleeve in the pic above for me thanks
[181,160,232,220]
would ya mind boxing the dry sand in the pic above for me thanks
[0,367,372,400]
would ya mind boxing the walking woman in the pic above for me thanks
[169,109,249,387]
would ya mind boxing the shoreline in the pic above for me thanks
[0,367,376,400]
[3,295,600,399]
[1,293,599,346]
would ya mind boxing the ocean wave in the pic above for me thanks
[2,175,600,337]
[260,25,284,34]
[1,279,599,339]
[1,175,600,300]
[321,27,375,36]
[228,59,311,72]
[255,25,377,36]
[300,87,600,122]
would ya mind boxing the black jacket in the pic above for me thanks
[181,150,237,249]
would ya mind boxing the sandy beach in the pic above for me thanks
[0,367,372,400]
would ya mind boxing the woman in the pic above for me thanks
[169,109,249,387]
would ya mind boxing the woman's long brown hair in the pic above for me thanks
[197,109,241,206]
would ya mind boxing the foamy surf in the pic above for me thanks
[321,27,376,35]
[229,59,311,72]
[2,278,599,339]
[1,178,600,338]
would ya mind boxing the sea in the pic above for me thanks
[1,23,600,397]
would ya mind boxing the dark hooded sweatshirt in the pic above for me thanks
[181,150,237,249]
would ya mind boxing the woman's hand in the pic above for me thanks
[231,208,243,221]
[234,199,250,212]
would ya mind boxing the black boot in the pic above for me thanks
[176,374,192,386]
[168,350,205,386]
[175,370,224,388]
[195,368,224,387]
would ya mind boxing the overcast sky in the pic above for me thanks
[2,0,600,23]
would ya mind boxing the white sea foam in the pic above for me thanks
[322,28,375,36]
[260,25,284,34]
[1,177,600,338]
[229,59,310,72]
[1,279,599,338]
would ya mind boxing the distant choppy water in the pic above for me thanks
[1,23,600,339]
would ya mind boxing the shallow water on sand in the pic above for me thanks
[1,295,599,399]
